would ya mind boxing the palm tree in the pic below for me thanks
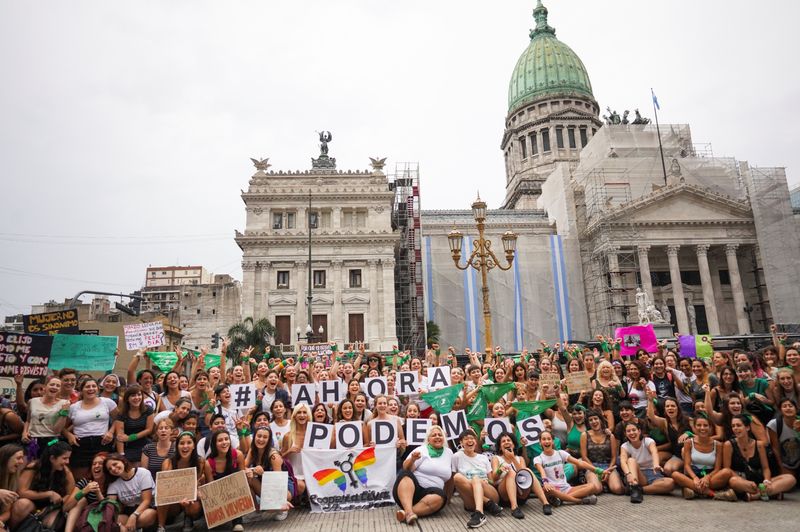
[426,320,440,348]
[227,317,275,363]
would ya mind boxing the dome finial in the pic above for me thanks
[530,0,556,39]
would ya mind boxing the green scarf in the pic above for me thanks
[427,444,444,458]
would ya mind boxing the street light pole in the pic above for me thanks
[447,195,518,358]
[307,190,313,335]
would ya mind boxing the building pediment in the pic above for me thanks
[595,182,752,226]
[342,293,370,304]
[311,294,334,305]
[268,294,297,306]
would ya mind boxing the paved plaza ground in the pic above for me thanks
[233,490,799,532]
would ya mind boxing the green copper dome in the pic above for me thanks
[508,1,594,113]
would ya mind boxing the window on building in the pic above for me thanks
[277,271,290,288]
[286,212,296,229]
[348,313,365,343]
[313,314,328,343]
[212,309,216,315]
[529,132,538,155]
[275,315,291,345]
[541,129,551,152]
[519,137,527,159]
[321,211,331,228]
[272,213,283,229]
[680,270,701,285]
[196,309,200,314]
[309,211,319,229]
[162,271,167,275]
[718,269,731,285]
[349,269,362,288]
[567,128,577,149]
[556,127,564,149]
[356,210,366,227]
[313,270,326,288]
[212,291,216,297]
[580,128,588,147]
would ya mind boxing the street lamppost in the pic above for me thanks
[296,325,325,343]
[446,195,518,356]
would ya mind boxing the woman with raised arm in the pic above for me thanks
[644,390,691,475]
[494,431,552,518]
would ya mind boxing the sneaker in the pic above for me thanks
[581,495,597,505]
[549,496,562,508]
[713,489,738,502]
[156,527,166,532]
[542,504,553,516]
[232,525,244,532]
[484,500,502,516]
[466,511,487,528]
[630,485,644,504]
[511,507,524,520]
[683,488,696,500]
[182,517,194,532]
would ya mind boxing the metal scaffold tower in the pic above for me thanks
[389,163,426,355]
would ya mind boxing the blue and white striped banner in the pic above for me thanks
[549,235,572,344]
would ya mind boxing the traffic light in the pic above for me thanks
[115,302,139,316]
[211,332,220,349]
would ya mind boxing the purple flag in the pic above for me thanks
[678,335,696,358]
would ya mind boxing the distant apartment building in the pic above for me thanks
[178,274,242,350]
[141,265,211,313]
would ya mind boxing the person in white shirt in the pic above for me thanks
[619,421,675,503]
[533,430,599,507]
[451,429,501,528]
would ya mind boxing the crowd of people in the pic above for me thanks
[0,329,797,531]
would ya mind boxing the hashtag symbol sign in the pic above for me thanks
[233,385,253,409]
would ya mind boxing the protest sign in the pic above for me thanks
[362,377,387,399]
[483,417,512,445]
[614,324,658,356]
[318,379,344,404]
[396,371,419,396]
[199,470,255,528]
[678,335,713,359]
[516,415,545,446]
[426,366,451,390]
[49,334,117,372]
[538,371,561,392]
[304,422,333,449]
[564,372,592,395]
[303,447,396,513]
[299,343,332,364]
[370,420,397,448]
[335,421,364,449]
[405,419,431,446]
[123,322,165,350]
[23,308,79,335]
[260,472,288,510]
[440,410,468,441]
[291,383,316,407]
[229,383,257,411]
[146,351,178,373]
[0,332,53,377]
[155,467,197,507]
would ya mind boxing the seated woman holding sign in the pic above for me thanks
[202,430,247,532]
[451,429,502,528]
[393,425,453,526]
[245,426,293,521]
[491,431,551,519]
[156,431,207,532]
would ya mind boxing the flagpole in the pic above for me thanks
[651,88,668,185]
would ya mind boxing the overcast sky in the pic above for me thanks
[1,0,798,318]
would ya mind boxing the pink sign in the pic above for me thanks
[614,324,658,356]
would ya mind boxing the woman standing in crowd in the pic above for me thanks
[141,418,175,481]
[619,422,675,502]
[157,371,191,413]
[13,374,45,421]
[768,368,799,407]
[208,384,241,450]
[127,350,159,411]
[114,385,154,466]
[367,395,406,450]
[394,425,452,526]
[270,399,291,449]
[64,378,117,480]
[624,361,654,416]
[157,431,206,532]
[585,389,615,430]
[100,374,120,402]
[16,441,76,530]
[21,376,70,456]
[203,430,246,532]
[280,404,310,500]
[105,453,157,531]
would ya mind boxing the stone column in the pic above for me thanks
[368,260,379,346]
[725,244,750,334]
[606,249,624,326]
[241,262,256,320]
[637,245,654,302]
[253,262,263,319]
[696,245,720,335]
[667,245,689,334]
[333,207,342,229]
[332,261,343,346]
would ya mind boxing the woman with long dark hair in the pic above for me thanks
[64,378,117,481]
[114,384,154,465]
[766,398,800,477]
[105,452,157,531]
[245,426,292,520]
[580,410,624,495]
[619,422,675,502]
[645,391,691,475]
[0,444,24,530]
[17,440,77,529]
[202,430,246,532]
[669,414,736,500]
[64,452,108,532]
[157,431,206,532]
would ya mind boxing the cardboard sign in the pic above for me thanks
[48,334,117,372]
[123,321,165,350]
[23,309,79,335]
[317,379,344,404]
[396,371,419,396]
[538,371,561,392]
[564,372,592,395]
[335,421,364,449]
[405,419,432,446]
[229,383,257,411]
[0,333,53,377]
[155,467,197,506]
[426,366,451,390]
[260,471,288,510]
[362,377,387,399]
[291,383,316,407]
[199,470,255,528]
[483,417,512,445]
[299,343,333,365]
[516,415,545,446]
[304,422,333,449]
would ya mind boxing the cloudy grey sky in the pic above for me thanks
[1,0,798,318]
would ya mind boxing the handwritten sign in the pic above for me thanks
[48,334,118,372]
[0,333,53,377]
[155,467,197,506]
[123,322,165,350]
[260,472,288,510]
[538,371,561,392]
[199,470,255,528]
[564,372,592,395]
[23,309,79,335]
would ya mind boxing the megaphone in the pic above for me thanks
[516,468,533,490]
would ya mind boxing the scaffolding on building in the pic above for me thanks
[389,162,426,355]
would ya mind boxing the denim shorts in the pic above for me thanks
[641,468,663,485]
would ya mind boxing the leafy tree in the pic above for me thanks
[426,320,441,347]
[227,317,275,363]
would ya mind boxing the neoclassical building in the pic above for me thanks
[235,149,399,351]
[420,1,800,349]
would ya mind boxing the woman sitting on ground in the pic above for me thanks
[393,425,452,526]
[451,429,502,528]
[245,426,292,521]
[156,431,206,532]
[64,452,108,532]
[669,413,736,501]
[105,453,158,532]
[619,421,675,503]
[533,431,599,509]
[17,440,77,530]
[0,444,24,531]
[580,409,624,495]
[203,430,247,532]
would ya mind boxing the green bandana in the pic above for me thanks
[427,444,444,458]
